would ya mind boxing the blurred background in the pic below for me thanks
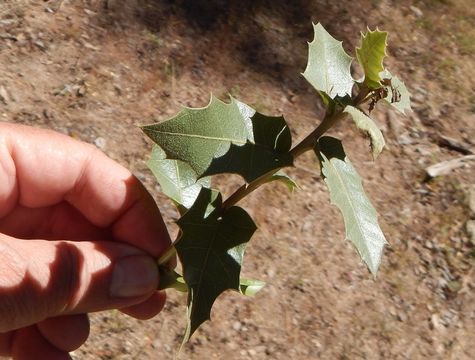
[1,0,474,359]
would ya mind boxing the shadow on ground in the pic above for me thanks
[101,0,361,92]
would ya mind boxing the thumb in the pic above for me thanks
[0,234,159,332]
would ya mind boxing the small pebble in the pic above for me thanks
[410,6,424,18]
[94,137,107,150]
[466,220,475,244]
[468,185,475,218]
[232,321,241,331]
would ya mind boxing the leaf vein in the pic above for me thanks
[145,129,247,144]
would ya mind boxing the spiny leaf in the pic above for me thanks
[142,96,293,183]
[147,145,210,211]
[202,111,293,181]
[344,106,386,159]
[175,188,257,341]
[356,29,388,89]
[263,171,299,192]
[239,278,266,297]
[159,267,265,298]
[316,136,386,274]
[303,23,354,99]
[380,70,412,114]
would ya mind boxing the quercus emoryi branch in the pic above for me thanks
[141,23,411,344]
[223,110,347,209]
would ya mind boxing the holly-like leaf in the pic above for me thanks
[344,106,386,158]
[356,29,388,89]
[239,278,266,297]
[142,96,293,183]
[303,23,354,99]
[158,268,264,297]
[380,70,412,114]
[175,188,257,341]
[147,146,210,210]
[264,170,299,192]
[316,136,386,274]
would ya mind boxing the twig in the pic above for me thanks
[425,155,475,178]
[222,110,347,209]
[438,135,473,155]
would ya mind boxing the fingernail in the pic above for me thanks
[110,255,158,298]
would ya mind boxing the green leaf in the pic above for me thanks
[356,29,388,88]
[147,146,210,210]
[316,136,386,274]
[344,106,386,159]
[264,171,299,192]
[158,267,188,293]
[380,70,412,114]
[303,23,354,99]
[239,278,266,297]
[158,268,264,297]
[175,188,257,341]
[142,96,293,183]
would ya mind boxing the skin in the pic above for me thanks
[0,122,171,359]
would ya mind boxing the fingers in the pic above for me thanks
[0,202,111,241]
[0,234,159,332]
[120,291,167,320]
[37,314,90,352]
[0,122,171,256]
[11,326,72,360]
[2,315,89,359]
[0,331,12,356]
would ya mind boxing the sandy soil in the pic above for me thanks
[1,0,474,359]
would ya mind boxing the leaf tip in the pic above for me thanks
[367,253,383,275]
[239,278,266,297]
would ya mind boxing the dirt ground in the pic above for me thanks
[1,0,475,359]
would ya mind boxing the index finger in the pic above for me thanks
[0,122,170,256]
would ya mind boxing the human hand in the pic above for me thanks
[0,123,171,359]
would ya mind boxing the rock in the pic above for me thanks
[398,133,414,145]
[265,267,276,278]
[410,6,424,18]
[301,220,312,232]
[469,185,475,218]
[416,146,433,157]
[397,311,407,322]
[82,41,101,51]
[430,313,443,331]
[136,172,146,183]
[76,84,87,97]
[114,85,123,96]
[466,220,475,244]
[423,240,433,249]
[0,86,10,104]
[84,8,97,16]
[425,156,475,178]
[0,19,17,26]
[94,137,107,150]
[34,40,47,51]
[232,321,241,331]
[43,109,54,121]
[447,280,462,293]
